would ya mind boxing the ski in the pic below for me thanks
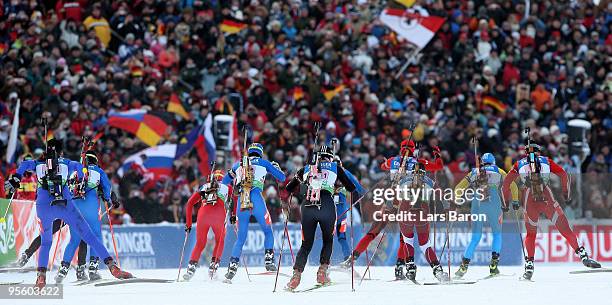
[0,281,24,285]
[423,280,476,285]
[287,282,335,293]
[0,267,37,273]
[94,278,174,287]
[569,268,612,274]
[222,278,232,284]
[386,278,421,285]
[478,273,516,281]
[75,279,114,286]
[249,271,291,278]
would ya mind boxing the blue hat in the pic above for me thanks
[248,143,264,157]
[481,153,495,165]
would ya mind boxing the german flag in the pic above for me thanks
[322,84,345,101]
[395,0,416,7]
[220,19,247,35]
[482,96,507,112]
[167,93,192,120]
[292,87,304,101]
[108,110,171,147]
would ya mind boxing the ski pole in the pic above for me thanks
[103,199,121,268]
[335,174,390,221]
[446,209,451,280]
[176,230,189,282]
[49,221,64,271]
[231,224,251,282]
[0,191,16,223]
[359,230,386,285]
[349,192,355,292]
[513,208,526,259]
[275,182,295,264]
[273,196,291,292]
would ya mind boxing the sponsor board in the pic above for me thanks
[3,200,612,268]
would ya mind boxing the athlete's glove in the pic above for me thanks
[5,176,20,193]
[334,155,343,167]
[432,146,441,159]
[271,161,281,171]
[185,225,191,233]
[230,215,237,224]
[511,201,520,210]
[111,193,121,209]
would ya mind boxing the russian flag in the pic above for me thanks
[118,115,216,179]
[193,113,216,176]
[118,144,177,178]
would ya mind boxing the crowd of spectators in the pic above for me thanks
[0,0,610,223]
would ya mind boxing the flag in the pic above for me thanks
[192,113,216,176]
[395,0,416,7]
[167,93,191,120]
[108,110,170,146]
[322,84,345,101]
[292,87,305,101]
[229,113,241,164]
[5,98,20,163]
[482,96,508,112]
[118,144,177,179]
[220,19,247,35]
[380,8,445,49]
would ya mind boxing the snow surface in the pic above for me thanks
[3,265,611,305]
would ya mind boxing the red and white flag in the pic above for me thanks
[380,8,445,49]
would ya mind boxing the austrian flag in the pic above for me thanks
[380,8,445,49]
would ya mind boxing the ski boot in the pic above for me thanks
[224,257,239,282]
[208,257,220,278]
[522,257,534,281]
[286,269,302,291]
[35,267,47,289]
[489,252,500,275]
[183,261,198,281]
[340,250,360,269]
[576,246,601,268]
[455,257,470,279]
[316,264,331,285]
[406,257,417,280]
[54,261,70,283]
[432,263,450,282]
[105,258,133,279]
[394,259,406,280]
[76,264,88,281]
[88,257,101,281]
[16,252,29,267]
[264,249,277,271]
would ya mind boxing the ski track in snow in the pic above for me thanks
[2,266,611,305]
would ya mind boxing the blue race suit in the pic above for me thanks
[61,164,112,264]
[15,159,113,269]
[334,170,365,259]
[222,157,286,261]
[455,165,515,260]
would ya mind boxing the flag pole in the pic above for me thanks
[394,47,421,79]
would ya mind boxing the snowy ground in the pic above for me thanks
[3,265,611,305]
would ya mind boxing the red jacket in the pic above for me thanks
[502,157,569,203]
